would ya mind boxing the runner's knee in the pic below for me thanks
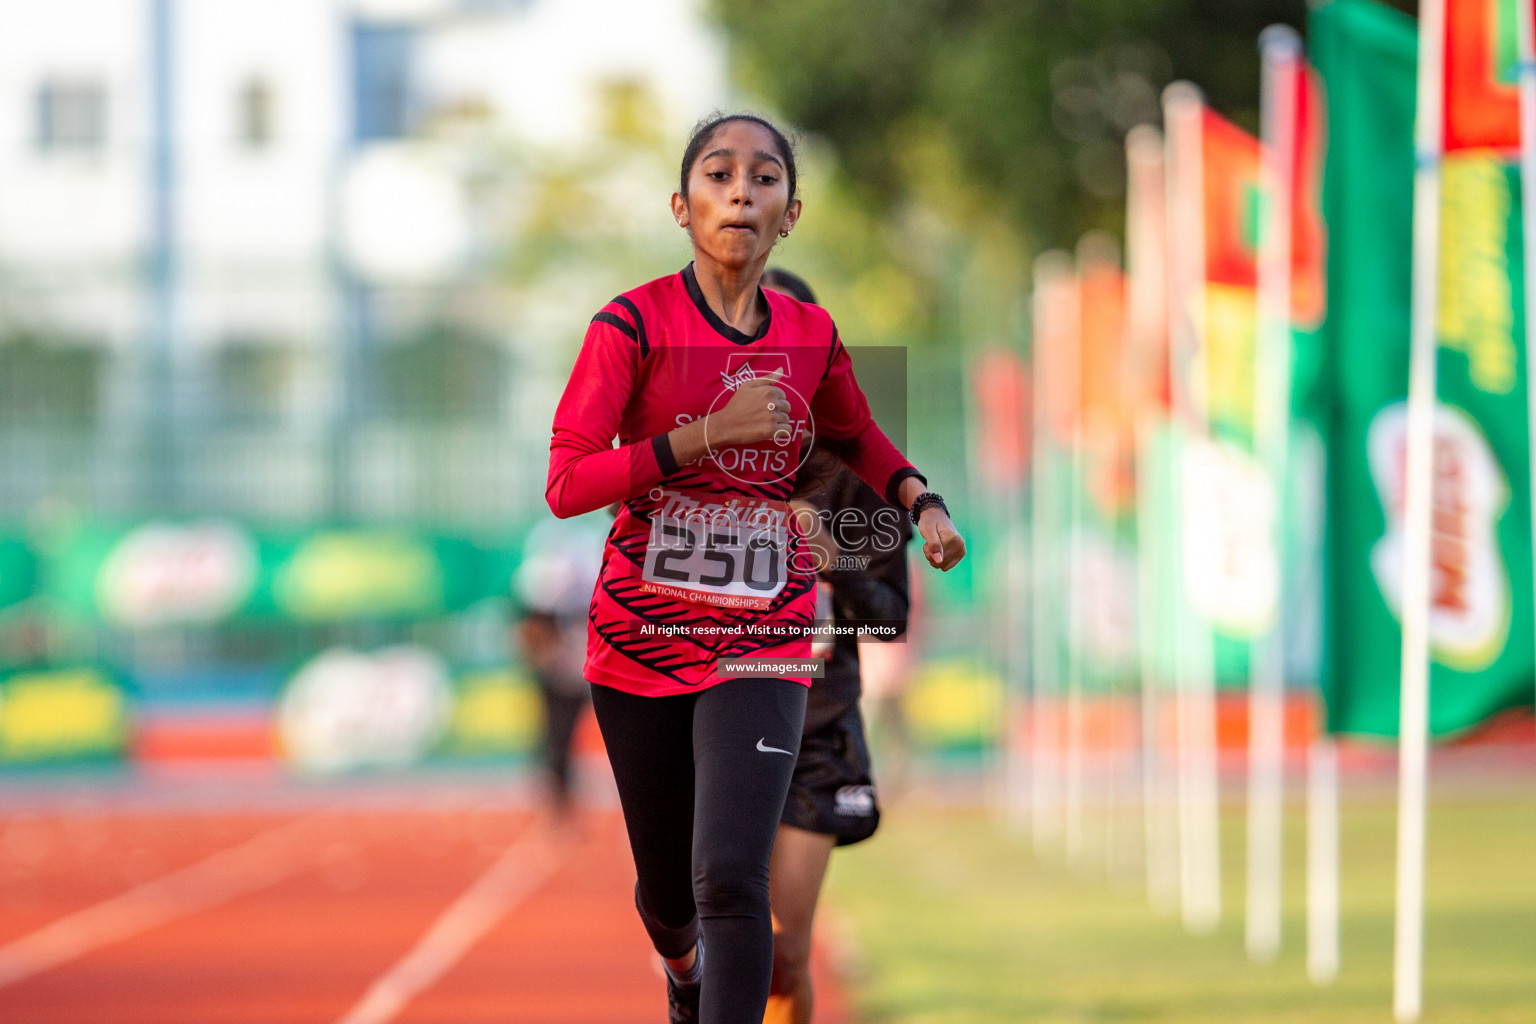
[771,927,812,992]
[693,852,769,919]
[635,882,699,959]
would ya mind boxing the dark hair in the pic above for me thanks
[761,267,817,304]
[789,438,847,502]
[679,113,798,202]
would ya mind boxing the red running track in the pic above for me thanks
[0,795,850,1024]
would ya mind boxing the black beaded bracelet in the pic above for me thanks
[909,491,948,526]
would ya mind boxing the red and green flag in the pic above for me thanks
[1311,0,1534,737]
[1200,111,1264,449]
[1166,96,1274,679]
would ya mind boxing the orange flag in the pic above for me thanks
[1078,237,1133,516]
[1201,110,1263,289]
[1444,0,1529,152]
[973,350,1032,492]
[1199,109,1263,441]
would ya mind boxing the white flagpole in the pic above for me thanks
[1516,0,1536,726]
[1394,0,1445,1018]
[1065,254,1088,872]
[1134,412,1180,907]
[1248,23,1302,965]
[1032,252,1074,854]
[1031,260,1056,852]
[1006,484,1032,832]
[1164,81,1222,934]
[1307,735,1340,984]
[1075,232,1131,879]
[1127,125,1181,910]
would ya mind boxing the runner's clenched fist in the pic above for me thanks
[708,368,793,446]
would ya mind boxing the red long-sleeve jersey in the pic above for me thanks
[546,264,924,696]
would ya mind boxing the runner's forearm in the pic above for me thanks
[665,417,710,467]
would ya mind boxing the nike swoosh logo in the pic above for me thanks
[756,738,793,756]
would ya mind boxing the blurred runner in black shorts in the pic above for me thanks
[761,269,912,1024]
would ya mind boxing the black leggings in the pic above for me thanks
[591,677,807,1024]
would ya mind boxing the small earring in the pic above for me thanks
[779,229,790,238]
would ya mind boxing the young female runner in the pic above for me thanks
[757,269,907,1024]
[545,113,964,1024]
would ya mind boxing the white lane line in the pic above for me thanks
[0,811,337,988]
[334,828,562,1024]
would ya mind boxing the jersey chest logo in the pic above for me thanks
[720,353,790,391]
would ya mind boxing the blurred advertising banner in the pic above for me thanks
[0,666,128,766]
[1313,0,1535,737]
[47,522,516,625]
[277,645,543,773]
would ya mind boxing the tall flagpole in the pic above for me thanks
[1032,252,1074,854]
[1030,260,1056,852]
[1164,81,1222,934]
[1064,255,1089,872]
[1248,23,1301,965]
[1516,0,1536,728]
[1126,125,1181,910]
[1394,0,1446,1018]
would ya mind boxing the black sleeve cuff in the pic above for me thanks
[885,467,927,508]
[652,433,679,477]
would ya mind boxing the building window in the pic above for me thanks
[238,78,275,149]
[352,24,416,142]
[36,80,107,152]
[216,340,292,425]
[377,323,507,422]
[0,331,103,428]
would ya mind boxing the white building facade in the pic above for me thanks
[0,0,725,524]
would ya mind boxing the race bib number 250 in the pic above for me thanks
[641,490,789,610]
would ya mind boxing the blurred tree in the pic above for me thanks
[711,0,1318,247]
[710,0,1415,251]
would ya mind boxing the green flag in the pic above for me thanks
[1311,0,1534,737]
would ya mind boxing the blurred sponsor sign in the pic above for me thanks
[1075,527,1139,673]
[440,669,541,756]
[0,667,127,764]
[273,532,446,620]
[1181,437,1279,639]
[96,521,258,628]
[51,525,514,624]
[1368,403,1510,671]
[904,660,1004,754]
[278,645,454,772]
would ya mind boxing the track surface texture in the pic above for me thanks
[0,777,849,1024]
